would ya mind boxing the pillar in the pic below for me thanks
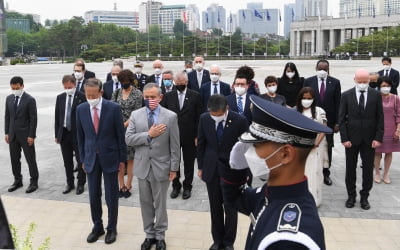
[329,29,335,51]
[296,30,301,57]
[311,30,315,56]
[340,29,345,45]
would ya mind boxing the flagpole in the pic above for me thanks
[265,34,267,58]
[182,13,185,58]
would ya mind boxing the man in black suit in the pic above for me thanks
[102,65,122,100]
[378,56,400,94]
[105,59,123,82]
[226,74,253,125]
[55,75,87,195]
[133,61,148,91]
[161,72,202,200]
[161,70,174,93]
[4,76,39,193]
[304,59,341,185]
[183,60,193,74]
[145,59,165,92]
[200,65,231,113]
[74,63,88,93]
[197,94,248,250]
[339,69,384,210]
[75,58,96,79]
[187,56,211,92]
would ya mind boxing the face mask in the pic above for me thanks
[12,89,23,97]
[244,145,284,177]
[163,80,172,88]
[286,72,295,79]
[87,98,100,107]
[210,74,219,82]
[194,63,203,71]
[185,68,193,73]
[357,83,369,91]
[380,86,391,94]
[74,72,83,80]
[316,70,328,79]
[383,65,391,71]
[112,75,118,82]
[301,99,313,108]
[154,68,162,75]
[134,67,142,74]
[235,86,247,96]
[121,83,131,89]
[144,99,159,111]
[267,85,277,94]
[175,84,186,92]
[65,88,75,96]
[210,113,225,123]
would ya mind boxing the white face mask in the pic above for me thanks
[210,113,225,123]
[154,68,162,75]
[134,67,142,74]
[267,85,277,94]
[210,74,220,82]
[235,86,247,96]
[74,72,83,80]
[356,82,369,91]
[301,99,313,108]
[286,72,295,79]
[87,98,100,107]
[316,70,328,79]
[244,145,284,179]
[383,65,391,71]
[380,86,391,95]
[185,68,193,73]
[194,63,203,71]
[111,75,118,82]
[12,89,23,97]
[65,88,75,96]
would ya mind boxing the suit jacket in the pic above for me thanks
[197,111,248,183]
[76,99,127,174]
[200,81,231,112]
[135,73,148,91]
[339,87,384,145]
[125,106,180,181]
[102,80,119,100]
[161,89,202,145]
[187,69,211,92]
[85,70,96,79]
[76,78,87,93]
[226,93,253,125]
[145,74,166,94]
[54,90,86,142]
[378,68,400,94]
[106,72,112,82]
[5,92,37,142]
[304,75,341,128]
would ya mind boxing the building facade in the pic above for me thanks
[159,5,195,34]
[295,0,328,20]
[84,10,139,29]
[139,1,162,32]
[284,3,296,38]
[339,0,400,18]
[202,4,226,32]
[238,8,279,35]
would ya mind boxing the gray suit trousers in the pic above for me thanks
[138,167,170,240]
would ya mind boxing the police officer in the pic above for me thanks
[224,95,331,249]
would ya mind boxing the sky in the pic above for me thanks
[7,0,340,23]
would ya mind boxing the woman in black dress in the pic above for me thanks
[276,62,304,107]
[260,75,287,106]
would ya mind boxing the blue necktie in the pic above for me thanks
[66,95,72,131]
[216,121,224,142]
[213,84,218,94]
[237,96,243,114]
[14,96,19,112]
[148,111,154,128]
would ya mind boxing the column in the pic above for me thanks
[316,29,322,56]
[329,29,335,51]
[364,27,369,36]
[290,30,296,57]
[311,30,315,56]
[340,29,345,45]
[296,30,301,57]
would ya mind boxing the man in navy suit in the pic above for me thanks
[200,65,231,113]
[304,59,341,186]
[378,56,400,94]
[73,63,88,93]
[55,75,86,195]
[187,56,211,92]
[102,65,122,100]
[76,78,127,244]
[146,60,167,94]
[74,58,96,79]
[197,94,248,250]
[226,74,253,125]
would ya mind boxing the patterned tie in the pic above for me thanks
[320,78,325,102]
[237,96,243,114]
[148,111,154,128]
[359,91,365,111]
[155,76,160,86]
[93,107,100,134]
[14,96,19,112]
[216,121,224,142]
[66,95,72,131]
[213,84,218,94]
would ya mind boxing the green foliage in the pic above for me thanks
[10,223,50,250]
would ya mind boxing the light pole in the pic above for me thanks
[21,42,24,55]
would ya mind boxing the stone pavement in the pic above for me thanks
[0,59,400,249]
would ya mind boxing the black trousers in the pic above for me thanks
[206,173,238,247]
[60,129,86,186]
[324,133,334,176]
[172,142,196,191]
[345,142,375,198]
[9,136,39,182]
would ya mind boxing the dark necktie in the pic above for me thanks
[148,111,154,128]
[216,121,224,142]
[237,96,243,114]
[115,82,119,89]
[385,70,388,76]
[155,76,160,86]
[14,96,19,112]
[320,78,325,102]
[213,84,218,94]
[359,91,365,111]
[66,95,72,131]
[78,81,82,91]
[93,107,99,134]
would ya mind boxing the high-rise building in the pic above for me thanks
[226,13,238,33]
[339,0,400,18]
[202,4,226,32]
[247,2,263,10]
[138,1,162,32]
[187,4,200,31]
[159,5,195,34]
[295,0,328,20]
[84,10,139,29]
[284,3,296,38]
[238,8,279,35]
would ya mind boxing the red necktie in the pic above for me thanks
[93,107,99,134]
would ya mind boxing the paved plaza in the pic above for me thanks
[0,59,400,249]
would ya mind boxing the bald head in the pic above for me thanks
[354,69,370,84]
[153,60,163,69]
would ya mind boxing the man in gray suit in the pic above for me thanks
[125,83,180,250]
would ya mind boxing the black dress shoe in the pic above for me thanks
[170,188,180,199]
[182,189,191,200]
[224,246,234,250]
[345,196,356,208]
[360,198,371,210]
[86,229,105,243]
[8,181,23,192]
[323,175,332,186]
[105,230,117,244]
[156,239,166,250]
[25,183,38,193]
[76,185,84,195]
[141,238,157,250]
[209,243,221,250]
[62,184,75,194]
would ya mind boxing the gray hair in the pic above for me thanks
[113,59,123,68]
[143,82,162,95]
[174,72,188,82]
[210,64,221,74]
[84,78,103,92]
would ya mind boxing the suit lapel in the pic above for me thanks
[16,93,27,114]
[60,93,67,119]
[97,100,107,136]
